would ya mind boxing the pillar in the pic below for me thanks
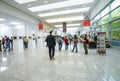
[63,22,66,32]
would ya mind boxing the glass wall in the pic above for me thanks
[111,7,120,20]
[101,15,109,24]
[91,0,120,47]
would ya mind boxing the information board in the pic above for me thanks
[97,32,106,55]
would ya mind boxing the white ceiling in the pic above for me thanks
[0,12,25,27]
[2,0,99,28]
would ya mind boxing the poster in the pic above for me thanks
[97,32,106,55]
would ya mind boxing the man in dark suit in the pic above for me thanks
[45,31,56,60]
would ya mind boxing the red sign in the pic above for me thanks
[38,24,43,30]
[84,20,90,26]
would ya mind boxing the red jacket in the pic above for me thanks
[64,37,68,44]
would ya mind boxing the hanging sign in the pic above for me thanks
[38,24,43,30]
[84,20,90,26]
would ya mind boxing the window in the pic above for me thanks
[110,19,120,40]
[101,24,108,32]
[110,30,120,40]
[94,14,100,22]
[91,0,120,47]
[101,15,109,24]
[101,24,109,39]
[94,20,100,27]
[95,27,100,32]
[111,0,120,10]
[111,7,120,20]
[111,19,120,30]
[101,7,109,17]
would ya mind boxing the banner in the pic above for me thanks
[84,20,90,26]
[97,32,106,55]
[38,24,43,30]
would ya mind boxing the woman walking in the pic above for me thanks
[72,35,78,53]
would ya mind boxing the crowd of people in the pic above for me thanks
[0,32,90,61]
[0,36,29,52]
[45,31,90,61]
[0,36,13,52]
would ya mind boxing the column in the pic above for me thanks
[63,22,66,32]
[12,25,25,53]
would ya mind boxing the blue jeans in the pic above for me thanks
[24,42,28,48]
[65,44,68,50]
[58,43,62,51]
[72,43,78,52]
[48,46,55,59]
[2,43,5,49]
[4,43,10,52]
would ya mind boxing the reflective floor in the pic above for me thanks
[0,43,120,81]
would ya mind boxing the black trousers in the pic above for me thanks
[48,46,55,58]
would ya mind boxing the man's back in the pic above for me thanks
[46,35,56,47]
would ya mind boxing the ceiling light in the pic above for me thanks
[28,0,94,12]
[14,0,37,4]
[0,18,6,21]
[46,16,84,23]
[10,22,21,25]
[38,7,90,17]
[44,1,48,3]
[55,23,81,27]
[28,4,32,7]
[0,24,6,27]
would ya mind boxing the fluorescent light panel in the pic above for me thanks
[44,1,48,3]
[38,7,90,17]
[0,18,6,21]
[28,0,94,12]
[10,22,21,25]
[14,0,37,4]
[46,16,84,23]
[0,66,8,72]
[0,24,6,27]
[55,23,81,27]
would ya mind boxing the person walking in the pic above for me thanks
[45,31,56,60]
[72,35,78,53]
[10,36,13,50]
[57,36,63,51]
[69,35,73,44]
[94,34,97,48]
[23,36,28,48]
[4,36,11,52]
[1,37,5,49]
[64,36,69,50]
[0,40,2,51]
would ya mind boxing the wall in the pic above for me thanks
[0,0,52,30]
[90,0,112,19]
[0,26,12,36]
[0,1,38,24]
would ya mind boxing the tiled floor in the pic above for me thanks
[0,43,120,81]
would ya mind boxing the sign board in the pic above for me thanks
[97,32,106,55]
[84,20,90,26]
[38,24,43,30]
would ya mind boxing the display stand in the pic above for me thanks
[97,32,106,55]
